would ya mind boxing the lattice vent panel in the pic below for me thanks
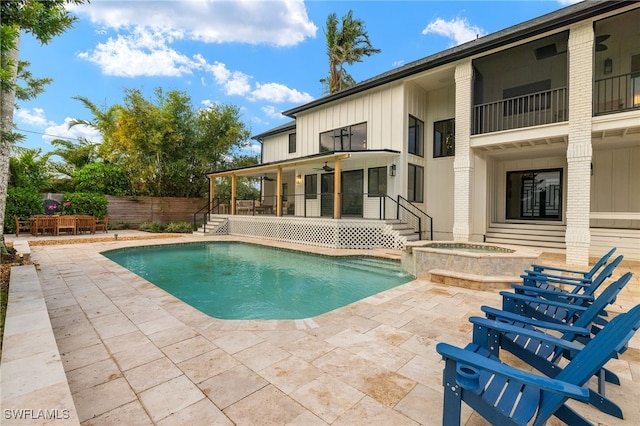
[226,217,406,249]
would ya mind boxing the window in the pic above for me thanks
[304,174,317,199]
[407,164,424,203]
[632,54,640,107]
[367,167,387,197]
[282,183,288,202]
[408,115,424,157]
[288,133,296,153]
[319,122,367,152]
[434,119,455,158]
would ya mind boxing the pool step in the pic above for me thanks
[339,257,405,277]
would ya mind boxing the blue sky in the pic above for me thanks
[15,0,578,157]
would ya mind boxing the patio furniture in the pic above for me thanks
[476,272,633,418]
[75,215,96,234]
[436,304,640,426]
[528,247,616,284]
[94,215,109,233]
[515,254,623,308]
[13,215,31,237]
[56,215,77,235]
[32,215,57,236]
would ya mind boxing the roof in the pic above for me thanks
[251,120,296,141]
[281,0,629,118]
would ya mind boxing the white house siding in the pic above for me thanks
[294,82,405,157]
[262,132,292,164]
[591,144,640,229]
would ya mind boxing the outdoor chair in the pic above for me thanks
[94,215,109,233]
[76,215,96,234]
[56,215,77,235]
[32,215,57,236]
[516,254,623,308]
[474,272,633,419]
[13,215,31,237]
[436,304,640,426]
[527,247,616,284]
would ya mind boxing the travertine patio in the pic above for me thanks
[2,231,639,425]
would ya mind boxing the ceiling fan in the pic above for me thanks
[262,174,275,182]
[313,162,334,172]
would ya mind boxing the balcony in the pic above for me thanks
[472,87,568,135]
[594,72,640,115]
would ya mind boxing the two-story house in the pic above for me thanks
[205,0,640,264]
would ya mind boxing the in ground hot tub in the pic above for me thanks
[401,241,540,290]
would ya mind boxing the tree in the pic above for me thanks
[9,148,54,192]
[320,10,381,94]
[0,0,86,243]
[77,87,256,198]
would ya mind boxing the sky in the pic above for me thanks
[15,0,579,158]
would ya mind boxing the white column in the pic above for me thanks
[565,22,594,265]
[453,61,474,241]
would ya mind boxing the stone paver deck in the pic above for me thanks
[2,231,639,425]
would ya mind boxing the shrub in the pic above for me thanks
[164,222,194,233]
[62,193,108,219]
[4,187,43,234]
[109,221,131,230]
[139,222,165,233]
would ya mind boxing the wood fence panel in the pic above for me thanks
[105,196,206,226]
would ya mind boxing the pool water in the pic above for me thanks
[103,242,413,320]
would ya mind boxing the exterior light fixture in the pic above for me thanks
[389,164,396,176]
[296,174,302,184]
[604,58,612,74]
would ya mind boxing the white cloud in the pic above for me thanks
[422,17,486,45]
[251,83,314,104]
[261,105,285,119]
[16,108,54,127]
[392,60,405,68]
[556,0,582,5]
[72,0,317,47]
[44,118,103,144]
[78,27,195,77]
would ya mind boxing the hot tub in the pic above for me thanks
[401,241,540,290]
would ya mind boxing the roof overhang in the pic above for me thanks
[206,150,400,179]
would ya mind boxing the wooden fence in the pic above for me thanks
[105,196,207,226]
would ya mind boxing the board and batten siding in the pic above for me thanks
[591,144,640,229]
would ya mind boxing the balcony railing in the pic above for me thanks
[472,87,568,135]
[594,72,640,115]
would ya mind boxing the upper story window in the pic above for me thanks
[434,118,455,158]
[319,122,367,152]
[288,133,296,153]
[408,115,424,157]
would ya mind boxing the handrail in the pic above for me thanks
[381,195,424,240]
[593,72,640,115]
[193,198,222,232]
[397,195,433,240]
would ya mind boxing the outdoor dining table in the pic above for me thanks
[30,215,96,236]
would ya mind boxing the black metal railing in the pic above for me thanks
[193,198,226,232]
[594,72,640,115]
[397,195,433,240]
[472,87,568,135]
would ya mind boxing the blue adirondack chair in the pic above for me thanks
[436,304,640,426]
[501,268,625,328]
[474,272,633,418]
[528,247,616,284]
[519,255,623,306]
[507,255,623,323]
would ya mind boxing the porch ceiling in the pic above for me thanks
[475,134,568,158]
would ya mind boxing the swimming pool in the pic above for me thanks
[103,242,413,320]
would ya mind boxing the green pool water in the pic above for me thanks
[102,242,413,320]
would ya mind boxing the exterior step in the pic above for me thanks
[486,222,566,253]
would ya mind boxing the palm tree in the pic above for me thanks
[320,10,381,94]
